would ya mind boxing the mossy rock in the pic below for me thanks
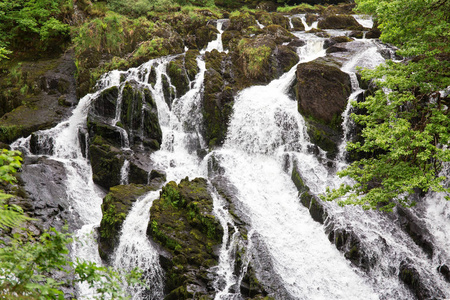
[274,45,299,73]
[237,36,276,81]
[185,50,201,81]
[195,25,220,50]
[121,82,144,132]
[291,17,305,31]
[221,30,242,50]
[87,118,123,149]
[264,24,295,44]
[255,11,273,27]
[168,57,190,98]
[202,51,235,148]
[269,13,290,29]
[119,84,162,150]
[295,57,351,126]
[305,117,342,159]
[98,184,156,261]
[148,177,224,299]
[318,14,363,31]
[88,136,123,190]
[228,11,257,31]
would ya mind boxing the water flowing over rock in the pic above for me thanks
[147,178,224,299]
[6,6,450,300]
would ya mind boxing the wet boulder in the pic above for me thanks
[323,36,353,49]
[17,156,82,232]
[147,178,224,299]
[291,17,305,31]
[294,57,350,156]
[227,11,257,32]
[88,135,123,190]
[397,206,434,259]
[399,259,444,300]
[202,50,235,148]
[294,57,351,125]
[328,226,376,271]
[318,14,364,31]
[291,160,328,224]
[98,184,157,261]
[195,24,219,50]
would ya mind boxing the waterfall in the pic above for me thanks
[112,191,164,300]
[9,13,450,300]
[212,38,380,298]
[203,19,227,53]
[11,71,123,297]
[296,14,318,31]
[337,40,386,163]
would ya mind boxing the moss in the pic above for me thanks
[168,57,190,97]
[98,184,156,261]
[148,177,223,299]
[0,125,24,144]
[238,39,272,79]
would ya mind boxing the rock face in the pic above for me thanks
[87,81,162,190]
[16,156,82,232]
[294,57,351,157]
[98,184,160,261]
[295,57,351,125]
[147,178,224,299]
[318,15,364,30]
[0,51,77,144]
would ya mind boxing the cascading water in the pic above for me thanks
[337,39,386,162]
[9,13,450,300]
[203,19,228,53]
[11,71,123,298]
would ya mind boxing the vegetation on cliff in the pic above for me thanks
[323,0,450,210]
[0,149,143,299]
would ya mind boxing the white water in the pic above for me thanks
[112,191,164,300]
[353,15,374,29]
[295,14,318,31]
[338,40,386,162]
[10,16,450,300]
[203,19,227,53]
[212,38,380,298]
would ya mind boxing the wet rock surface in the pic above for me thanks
[0,51,77,144]
[17,156,82,232]
[147,178,224,299]
[98,183,160,262]
[87,81,162,190]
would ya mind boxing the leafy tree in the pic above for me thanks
[322,0,450,211]
[0,149,143,299]
[0,0,71,53]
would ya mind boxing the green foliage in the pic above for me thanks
[0,149,31,229]
[107,0,176,16]
[355,0,450,57]
[0,0,71,52]
[0,47,12,62]
[0,226,143,299]
[0,149,144,298]
[322,0,450,210]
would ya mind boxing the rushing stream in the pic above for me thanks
[10,15,450,300]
